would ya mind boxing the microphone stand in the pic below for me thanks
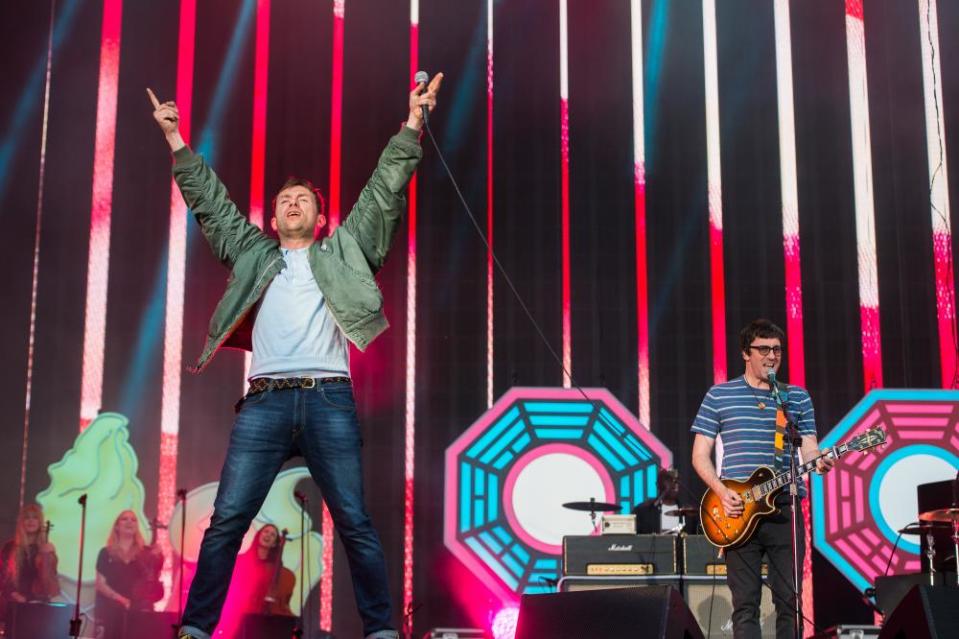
[293,492,307,639]
[176,488,187,637]
[771,381,803,639]
[70,494,88,639]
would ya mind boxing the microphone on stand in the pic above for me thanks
[765,368,782,402]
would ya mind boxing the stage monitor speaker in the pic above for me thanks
[123,610,178,638]
[239,612,297,639]
[877,584,959,639]
[6,602,72,639]
[685,578,776,638]
[514,585,704,639]
[874,572,949,615]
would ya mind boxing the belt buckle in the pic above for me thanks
[300,377,316,389]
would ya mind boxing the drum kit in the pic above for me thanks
[898,505,959,584]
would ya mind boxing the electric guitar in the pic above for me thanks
[700,426,886,548]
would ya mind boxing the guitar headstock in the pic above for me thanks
[845,427,887,453]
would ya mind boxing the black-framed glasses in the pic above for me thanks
[749,345,783,357]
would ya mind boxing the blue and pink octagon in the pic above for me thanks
[812,389,959,594]
[444,387,672,602]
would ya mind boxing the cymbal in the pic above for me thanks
[898,523,949,536]
[562,501,620,512]
[664,507,699,517]
[919,507,959,524]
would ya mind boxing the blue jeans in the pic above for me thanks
[180,382,393,638]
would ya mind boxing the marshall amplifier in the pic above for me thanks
[562,534,676,576]
[684,534,768,577]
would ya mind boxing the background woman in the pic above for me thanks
[0,503,59,623]
[95,510,164,639]
[216,524,295,639]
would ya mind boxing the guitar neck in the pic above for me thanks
[754,442,849,499]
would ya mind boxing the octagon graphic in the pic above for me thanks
[444,387,672,602]
[812,389,959,594]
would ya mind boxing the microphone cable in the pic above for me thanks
[418,97,593,403]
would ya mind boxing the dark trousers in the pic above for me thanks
[180,382,393,638]
[725,500,805,639]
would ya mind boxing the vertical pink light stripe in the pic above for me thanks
[248,0,269,231]
[486,0,494,409]
[784,238,805,385]
[320,2,345,629]
[157,0,195,612]
[328,0,345,231]
[79,0,124,429]
[710,225,727,384]
[635,172,650,427]
[403,8,419,630]
[560,98,571,388]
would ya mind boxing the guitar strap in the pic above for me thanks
[773,405,788,471]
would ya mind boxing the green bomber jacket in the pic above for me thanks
[171,126,422,373]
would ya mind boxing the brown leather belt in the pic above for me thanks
[247,376,351,395]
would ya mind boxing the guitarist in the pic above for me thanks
[690,319,833,639]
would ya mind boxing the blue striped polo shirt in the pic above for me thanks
[691,376,817,488]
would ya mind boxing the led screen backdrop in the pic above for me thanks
[1,0,958,635]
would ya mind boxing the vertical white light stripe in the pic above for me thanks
[559,0,568,101]
[703,0,722,238]
[919,0,950,233]
[846,5,883,389]
[774,0,799,244]
[918,0,955,388]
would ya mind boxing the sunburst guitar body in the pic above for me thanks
[699,426,887,548]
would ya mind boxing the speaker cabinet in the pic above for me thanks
[878,584,959,639]
[559,575,680,592]
[239,612,297,639]
[515,585,704,639]
[122,610,178,638]
[684,577,776,638]
[5,602,73,639]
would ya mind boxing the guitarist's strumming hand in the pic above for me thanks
[720,487,744,518]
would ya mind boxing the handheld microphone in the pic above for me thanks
[414,70,430,126]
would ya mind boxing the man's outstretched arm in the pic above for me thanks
[148,88,267,266]
[342,73,444,271]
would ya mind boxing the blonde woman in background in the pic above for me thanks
[95,510,164,639]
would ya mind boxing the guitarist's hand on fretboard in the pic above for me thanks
[814,449,836,474]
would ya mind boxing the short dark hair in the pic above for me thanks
[739,318,785,354]
[657,467,679,492]
[271,176,327,220]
